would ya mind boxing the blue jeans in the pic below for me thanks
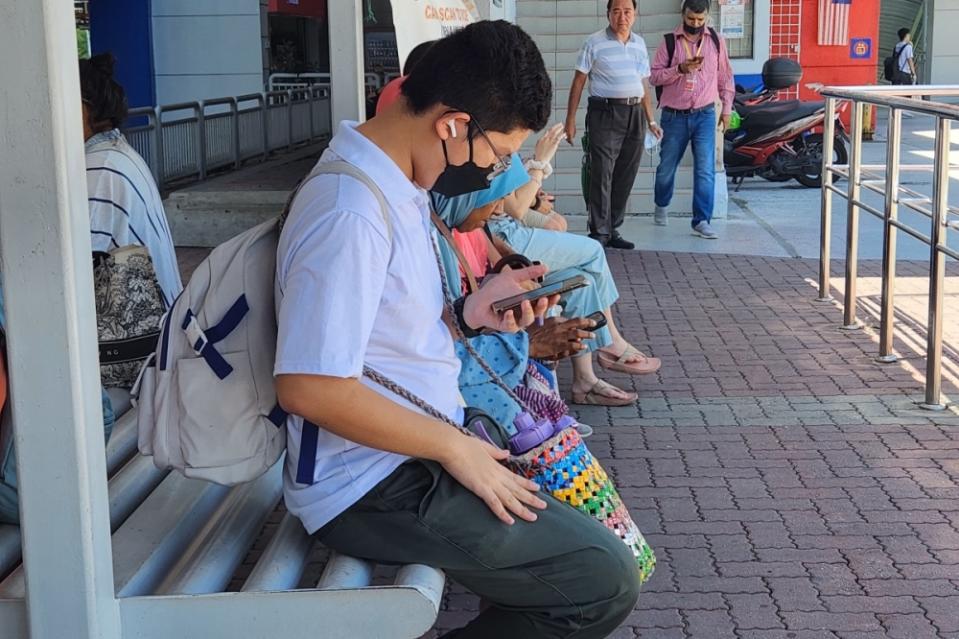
[654,106,716,228]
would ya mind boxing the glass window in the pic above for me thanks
[711,0,754,59]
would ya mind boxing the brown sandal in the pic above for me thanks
[571,380,638,406]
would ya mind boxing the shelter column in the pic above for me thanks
[328,0,366,125]
[0,2,120,638]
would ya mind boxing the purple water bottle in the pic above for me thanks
[508,412,556,455]
[551,415,578,437]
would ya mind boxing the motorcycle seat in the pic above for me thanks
[739,100,824,132]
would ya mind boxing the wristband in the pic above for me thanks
[524,158,554,179]
[453,295,483,338]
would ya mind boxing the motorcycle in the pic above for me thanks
[724,58,849,189]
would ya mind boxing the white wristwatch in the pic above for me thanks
[524,158,553,179]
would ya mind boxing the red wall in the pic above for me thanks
[797,0,880,102]
[770,0,803,99]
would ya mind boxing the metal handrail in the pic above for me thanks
[122,88,333,190]
[818,86,959,410]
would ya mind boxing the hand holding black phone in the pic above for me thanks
[586,310,608,331]
[491,275,590,314]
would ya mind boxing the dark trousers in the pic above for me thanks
[315,433,641,638]
[892,70,915,85]
[586,100,646,241]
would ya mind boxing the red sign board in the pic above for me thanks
[268,0,326,19]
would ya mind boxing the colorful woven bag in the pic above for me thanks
[510,427,656,584]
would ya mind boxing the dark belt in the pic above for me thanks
[662,105,715,115]
[589,96,642,106]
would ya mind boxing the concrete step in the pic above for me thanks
[164,190,284,247]
[546,166,696,192]
[550,190,695,217]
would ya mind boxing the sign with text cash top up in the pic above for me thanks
[390,0,480,71]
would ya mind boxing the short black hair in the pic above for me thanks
[79,53,128,129]
[682,0,711,14]
[898,28,911,40]
[607,0,638,10]
[403,40,436,76]
[401,20,551,134]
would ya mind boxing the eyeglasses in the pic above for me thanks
[468,118,512,181]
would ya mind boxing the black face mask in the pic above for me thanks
[683,23,705,35]
[431,135,495,198]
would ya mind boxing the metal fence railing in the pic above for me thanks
[267,72,392,93]
[123,85,332,191]
[818,85,959,410]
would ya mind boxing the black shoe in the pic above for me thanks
[606,235,635,250]
[588,233,608,244]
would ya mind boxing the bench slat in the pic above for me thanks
[108,455,169,531]
[240,512,313,592]
[105,407,138,475]
[155,462,283,596]
[114,475,231,597]
[317,553,375,590]
[0,599,27,639]
[395,564,446,615]
[118,587,443,639]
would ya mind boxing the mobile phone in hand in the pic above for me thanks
[586,310,608,331]
[491,275,589,314]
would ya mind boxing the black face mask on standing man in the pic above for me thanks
[683,23,705,36]
[431,129,495,198]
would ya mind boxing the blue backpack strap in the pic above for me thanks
[181,294,251,380]
[295,420,320,485]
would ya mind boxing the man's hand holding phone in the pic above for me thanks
[463,264,558,333]
[680,56,704,74]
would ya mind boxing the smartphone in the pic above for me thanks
[491,275,589,314]
[586,310,608,331]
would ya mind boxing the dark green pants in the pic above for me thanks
[316,457,641,638]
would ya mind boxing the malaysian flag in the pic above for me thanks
[818,0,851,46]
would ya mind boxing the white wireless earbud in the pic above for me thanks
[447,120,457,138]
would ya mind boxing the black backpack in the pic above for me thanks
[656,27,721,104]
[883,43,906,82]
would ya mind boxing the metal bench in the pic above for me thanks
[0,407,446,638]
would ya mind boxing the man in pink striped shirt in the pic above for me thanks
[649,0,735,239]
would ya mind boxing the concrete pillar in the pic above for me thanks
[927,0,959,83]
[328,0,366,125]
[0,2,120,638]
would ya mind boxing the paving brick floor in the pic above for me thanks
[197,245,959,638]
[428,251,959,638]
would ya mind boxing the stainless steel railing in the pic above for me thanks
[123,85,332,190]
[819,85,959,410]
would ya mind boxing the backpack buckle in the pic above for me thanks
[183,315,210,356]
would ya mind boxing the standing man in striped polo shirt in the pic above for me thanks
[649,0,735,239]
[565,0,662,250]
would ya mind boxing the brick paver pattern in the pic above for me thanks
[424,251,959,639]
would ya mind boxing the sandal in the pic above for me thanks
[597,345,661,375]
[571,380,638,406]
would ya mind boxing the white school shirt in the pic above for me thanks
[897,42,914,73]
[274,121,464,534]
[85,130,183,306]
